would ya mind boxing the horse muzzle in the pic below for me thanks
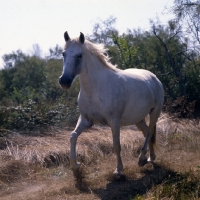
[59,75,73,89]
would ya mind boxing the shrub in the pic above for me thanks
[0,99,79,132]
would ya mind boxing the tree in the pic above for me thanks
[112,33,138,69]
[46,45,62,60]
[2,50,26,68]
[31,44,42,58]
[11,56,46,90]
[88,16,118,46]
[151,21,188,97]
[172,0,200,51]
[0,50,46,103]
[43,59,63,101]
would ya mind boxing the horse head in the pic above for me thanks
[59,32,85,89]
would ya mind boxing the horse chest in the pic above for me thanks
[78,95,113,125]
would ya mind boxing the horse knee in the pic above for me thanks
[70,132,78,144]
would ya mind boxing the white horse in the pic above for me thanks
[59,32,164,175]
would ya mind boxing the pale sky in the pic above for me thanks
[0,0,174,68]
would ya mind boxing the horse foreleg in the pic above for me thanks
[70,115,92,172]
[111,122,123,175]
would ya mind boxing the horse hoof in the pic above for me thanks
[112,172,126,181]
[71,162,81,170]
[138,158,148,166]
[72,164,83,178]
[113,170,122,176]
[148,155,156,162]
[147,158,155,163]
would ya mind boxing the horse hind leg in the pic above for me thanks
[148,106,162,162]
[148,125,156,162]
[136,119,149,166]
[136,117,157,165]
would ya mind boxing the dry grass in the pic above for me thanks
[0,114,199,199]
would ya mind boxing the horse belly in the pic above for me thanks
[88,112,108,125]
[120,106,151,126]
[120,90,155,126]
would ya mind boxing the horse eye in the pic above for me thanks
[78,54,82,59]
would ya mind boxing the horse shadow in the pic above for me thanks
[74,163,178,200]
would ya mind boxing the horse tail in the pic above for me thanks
[152,124,164,155]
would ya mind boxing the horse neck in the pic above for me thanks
[79,54,111,95]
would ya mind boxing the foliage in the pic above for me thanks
[112,33,138,69]
[0,47,80,131]
[0,51,46,103]
[172,0,200,46]
[150,171,200,199]
[88,15,118,45]
[163,96,196,118]
[0,98,79,131]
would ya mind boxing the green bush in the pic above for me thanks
[0,99,79,132]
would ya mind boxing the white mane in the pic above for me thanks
[84,40,118,71]
[64,38,118,71]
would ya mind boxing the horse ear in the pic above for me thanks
[64,31,70,42]
[79,32,85,44]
